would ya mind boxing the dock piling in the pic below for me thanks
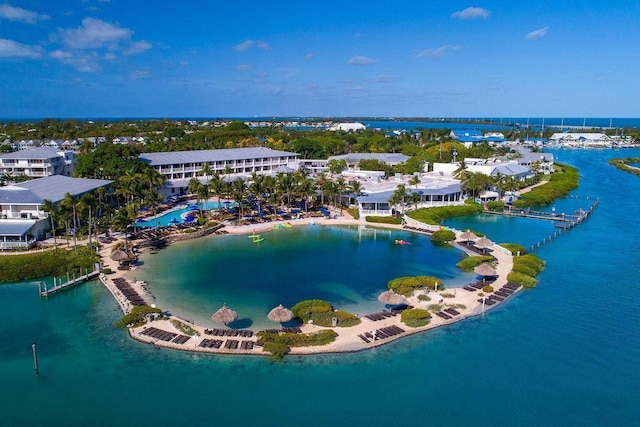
[32,343,39,376]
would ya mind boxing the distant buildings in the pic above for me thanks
[328,122,366,132]
[139,147,300,196]
[548,132,613,148]
[0,175,113,249]
[0,147,76,178]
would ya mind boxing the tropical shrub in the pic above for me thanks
[387,275,442,296]
[257,330,338,358]
[291,299,332,323]
[512,163,580,207]
[365,216,402,224]
[500,243,527,255]
[456,255,494,271]
[290,300,359,327]
[115,305,162,328]
[407,204,483,225]
[507,272,538,288]
[431,229,456,245]
[401,308,432,328]
[0,246,99,283]
[482,285,494,293]
[170,319,196,336]
[262,342,289,360]
[486,201,505,211]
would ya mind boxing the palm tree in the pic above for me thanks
[79,192,98,251]
[231,178,248,222]
[393,184,408,215]
[111,208,131,251]
[408,175,420,190]
[249,172,268,216]
[141,167,164,192]
[196,183,210,217]
[41,199,58,246]
[200,162,214,178]
[188,177,204,213]
[297,176,316,213]
[409,191,422,210]
[276,173,296,209]
[387,192,402,217]
[453,162,468,180]
[335,177,347,213]
[59,193,79,253]
[143,188,164,228]
[316,173,328,206]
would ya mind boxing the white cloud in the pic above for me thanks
[49,50,101,72]
[348,55,377,65]
[60,17,133,49]
[235,64,253,71]
[368,74,396,83]
[129,69,150,80]
[233,39,270,51]
[0,5,50,23]
[305,52,315,59]
[451,7,490,20]
[417,44,460,58]
[526,27,549,40]
[0,39,44,58]
[124,40,152,55]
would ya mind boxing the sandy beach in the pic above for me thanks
[97,209,514,356]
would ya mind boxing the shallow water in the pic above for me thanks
[2,148,640,426]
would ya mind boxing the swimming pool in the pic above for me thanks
[135,200,233,227]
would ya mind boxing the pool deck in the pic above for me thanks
[98,211,515,356]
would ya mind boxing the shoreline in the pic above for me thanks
[97,211,515,357]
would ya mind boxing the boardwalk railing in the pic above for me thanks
[39,263,101,297]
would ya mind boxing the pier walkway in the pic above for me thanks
[39,263,101,297]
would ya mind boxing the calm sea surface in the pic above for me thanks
[2,148,640,426]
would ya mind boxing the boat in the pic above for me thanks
[283,222,292,228]
[395,239,411,245]
[252,237,264,243]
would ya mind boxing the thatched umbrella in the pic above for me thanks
[378,290,407,307]
[267,304,294,324]
[459,229,477,245]
[211,303,238,326]
[110,250,129,262]
[474,263,498,282]
[474,236,494,253]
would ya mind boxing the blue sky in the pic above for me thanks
[1,1,639,118]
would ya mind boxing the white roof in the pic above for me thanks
[0,147,65,160]
[139,147,299,166]
[11,175,113,204]
[329,122,366,131]
[329,153,410,164]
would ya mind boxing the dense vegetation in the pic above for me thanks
[115,305,162,328]
[0,246,99,283]
[407,203,483,225]
[365,216,402,224]
[291,299,360,327]
[499,243,527,256]
[512,163,580,207]
[430,229,456,245]
[507,254,545,288]
[456,255,495,271]
[608,157,640,177]
[256,329,338,359]
[401,308,432,327]
[387,275,442,296]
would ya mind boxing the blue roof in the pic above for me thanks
[139,147,299,166]
[0,220,37,236]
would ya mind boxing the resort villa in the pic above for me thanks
[0,175,113,249]
[299,153,411,174]
[139,147,300,197]
[548,132,613,148]
[0,147,76,178]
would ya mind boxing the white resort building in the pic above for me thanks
[0,147,76,178]
[548,133,613,148]
[139,147,299,196]
[0,175,113,249]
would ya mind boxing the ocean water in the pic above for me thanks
[2,148,640,426]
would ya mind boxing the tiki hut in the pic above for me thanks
[474,236,494,253]
[474,263,498,281]
[267,304,294,324]
[459,229,477,245]
[378,290,407,307]
[211,303,238,326]
[110,250,129,263]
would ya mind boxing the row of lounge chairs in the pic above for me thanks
[198,339,255,350]
[260,327,302,334]
[435,307,461,320]
[477,282,522,306]
[112,277,146,306]
[204,328,253,337]
[141,327,177,342]
[463,279,498,292]
[403,225,433,234]
[358,325,406,343]
[364,305,413,322]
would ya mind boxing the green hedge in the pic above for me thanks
[500,243,527,255]
[482,285,494,293]
[365,216,402,224]
[507,272,538,288]
[406,204,483,225]
[608,157,640,177]
[456,255,495,271]
[430,229,456,245]
[290,300,360,327]
[486,201,505,211]
[401,308,431,328]
[508,254,545,288]
[0,246,99,283]
[388,275,442,296]
[115,305,161,328]
[257,330,338,358]
[512,163,580,207]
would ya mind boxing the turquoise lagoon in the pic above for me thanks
[2,148,640,426]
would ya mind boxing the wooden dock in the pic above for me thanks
[39,263,101,297]
[483,199,598,229]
